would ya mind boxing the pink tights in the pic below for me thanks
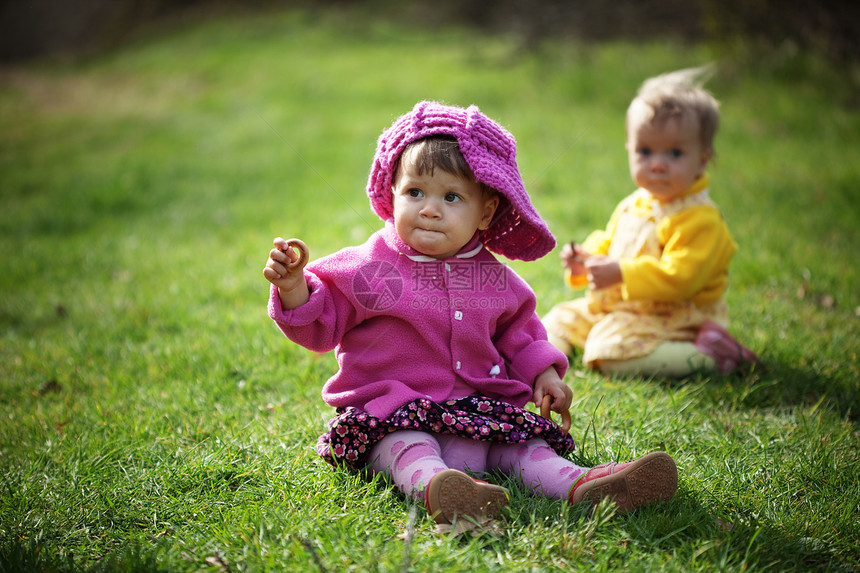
[369,430,586,501]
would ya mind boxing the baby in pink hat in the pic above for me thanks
[263,101,678,530]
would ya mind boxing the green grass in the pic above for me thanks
[2,5,859,572]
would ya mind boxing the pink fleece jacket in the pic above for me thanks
[268,220,568,420]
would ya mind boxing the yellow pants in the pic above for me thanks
[542,294,724,378]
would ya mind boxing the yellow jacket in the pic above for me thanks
[575,176,737,306]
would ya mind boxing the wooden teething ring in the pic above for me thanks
[540,394,572,434]
[284,238,310,272]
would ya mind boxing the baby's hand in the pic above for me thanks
[533,367,573,414]
[264,237,311,309]
[561,241,589,288]
[584,256,622,290]
[560,241,588,275]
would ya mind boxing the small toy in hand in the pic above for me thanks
[561,241,589,289]
[282,238,309,272]
[540,394,572,434]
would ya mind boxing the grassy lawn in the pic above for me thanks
[1,5,858,572]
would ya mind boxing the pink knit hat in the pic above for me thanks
[366,101,556,261]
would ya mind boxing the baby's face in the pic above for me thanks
[391,148,498,259]
[626,113,712,203]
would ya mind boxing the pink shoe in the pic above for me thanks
[695,321,759,375]
[424,469,510,525]
[568,452,678,512]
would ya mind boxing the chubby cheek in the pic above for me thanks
[392,196,410,222]
[393,206,421,240]
[630,163,648,184]
[392,211,409,236]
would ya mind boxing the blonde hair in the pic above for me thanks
[627,65,720,151]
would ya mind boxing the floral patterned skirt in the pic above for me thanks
[316,396,575,471]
